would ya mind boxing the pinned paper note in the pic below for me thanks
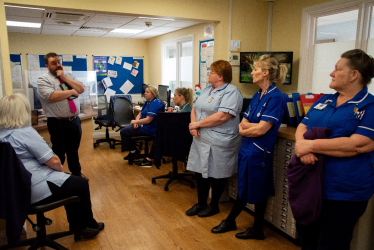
[108,70,117,78]
[62,55,73,62]
[108,56,115,65]
[133,61,139,69]
[131,69,138,77]
[104,88,116,102]
[102,77,113,88]
[115,56,122,65]
[123,62,132,70]
[120,80,134,94]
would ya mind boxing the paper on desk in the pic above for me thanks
[131,69,138,77]
[123,62,132,70]
[115,56,122,65]
[120,80,134,94]
[104,88,116,103]
[102,77,113,88]
[108,56,115,65]
[108,70,117,78]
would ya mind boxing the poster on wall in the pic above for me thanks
[199,39,214,90]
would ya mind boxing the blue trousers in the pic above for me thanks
[120,125,155,158]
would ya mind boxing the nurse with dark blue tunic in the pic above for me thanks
[212,55,288,240]
[294,50,374,249]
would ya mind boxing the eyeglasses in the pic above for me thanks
[209,71,218,75]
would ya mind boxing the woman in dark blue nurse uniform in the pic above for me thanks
[294,50,374,249]
[211,55,288,240]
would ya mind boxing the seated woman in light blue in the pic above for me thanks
[0,93,104,240]
[172,87,193,113]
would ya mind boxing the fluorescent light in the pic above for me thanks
[139,17,174,21]
[5,5,45,10]
[111,29,143,33]
[6,21,41,28]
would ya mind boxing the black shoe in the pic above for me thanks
[211,220,237,234]
[97,222,105,231]
[186,203,208,216]
[124,150,140,160]
[235,227,265,240]
[197,205,220,217]
[134,158,153,168]
[74,227,100,239]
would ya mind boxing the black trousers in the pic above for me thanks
[296,199,368,250]
[32,176,97,231]
[47,117,82,176]
[120,125,155,159]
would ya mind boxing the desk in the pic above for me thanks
[32,109,98,160]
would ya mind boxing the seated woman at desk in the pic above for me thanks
[172,87,193,112]
[0,93,104,240]
[121,85,163,168]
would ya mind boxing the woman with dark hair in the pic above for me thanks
[211,55,288,240]
[293,49,374,249]
[172,87,193,113]
[186,60,243,218]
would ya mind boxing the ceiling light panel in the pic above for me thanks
[7,21,41,28]
[88,14,136,24]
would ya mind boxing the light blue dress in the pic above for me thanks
[0,127,70,204]
[186,83,243,178]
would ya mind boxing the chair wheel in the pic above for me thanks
[128,160,133,165]
[162,159,166,164]
[46,218,52,225]
[164,186,169,191]
[191,183,196,188]
[110,144,115,149]
[33,225,41,232]
[93,143,97,148]
[74,235,82,242]
[152,179,156,184]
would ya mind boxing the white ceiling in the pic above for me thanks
[5,5,204,39]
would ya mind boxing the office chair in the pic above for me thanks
[111,96,135,149]
[128,103,165,165]
[0,142,81,250]
[93,95,117,149]
[152,112,195,191]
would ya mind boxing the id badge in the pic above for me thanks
[314,103,327,110]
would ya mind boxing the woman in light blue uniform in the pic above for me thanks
[212,55,288,240]
[186,60,243,218]
[294,50,374,249]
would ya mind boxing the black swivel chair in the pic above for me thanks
[0,142,80,250]
[152,112,195,191]
[112,95,135,149]
[93,95,117,149]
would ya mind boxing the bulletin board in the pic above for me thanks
[93,55,144,96]
[199,39,214,90]
[10,53,23,89]
[26,54,87,71]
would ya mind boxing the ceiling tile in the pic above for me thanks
[151,26,181,32]
[88,14,136,24]
[73,30,107,37]
[102,32,134,38]
[5,6,44,18]
[129,30,166,39]
[42,24,80,31]
[7,26,41,34]
[6,15,43,23]
[41,29,76,35]
[126,18,174,27]
[83,21,123,29]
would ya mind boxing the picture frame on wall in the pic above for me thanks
[240,51,293,85]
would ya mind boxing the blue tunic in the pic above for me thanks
[237,83,285,204]
[187,83,243,178]
[139,98,163,136]
[301,87,374,201]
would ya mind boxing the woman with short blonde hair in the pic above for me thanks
[0,93,31,129]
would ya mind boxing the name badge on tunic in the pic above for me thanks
[314,103,327,110]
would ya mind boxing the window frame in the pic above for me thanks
[161,34,194,93]
[298,0,374,94]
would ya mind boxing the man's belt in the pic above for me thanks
[54,116,76,121]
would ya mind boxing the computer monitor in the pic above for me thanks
[141,84,148,97]
[158,85,170,107]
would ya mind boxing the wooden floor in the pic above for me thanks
[16,142,301,250]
